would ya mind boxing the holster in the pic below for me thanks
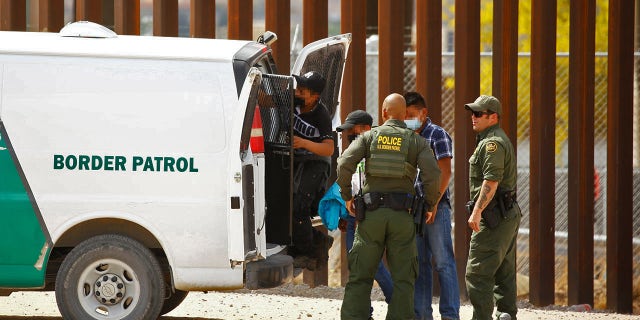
[496,188,517,220]
[501,190,516,210]
[354,194,366,221]
[412,194,426,236]
[483,200,501,229]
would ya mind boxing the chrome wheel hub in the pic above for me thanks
[93,273,126,305]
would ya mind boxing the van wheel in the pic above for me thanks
[55,234,164,320]
[161,289,188,315]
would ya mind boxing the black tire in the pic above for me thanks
[160,289,188,315]
[55,234,165,320]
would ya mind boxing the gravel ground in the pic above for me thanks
[1,232,636,319]
[0,285,637,320]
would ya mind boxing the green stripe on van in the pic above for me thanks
[0,123,50,288]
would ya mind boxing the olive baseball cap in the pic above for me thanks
[293,71,326,94]
[464,95,502,116]
[336,110,373,132]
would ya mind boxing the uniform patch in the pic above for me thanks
[376,135,403,151]
[485,141,498,153]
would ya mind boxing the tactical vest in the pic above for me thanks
[366,126,417,179]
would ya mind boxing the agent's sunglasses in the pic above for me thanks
[471,110,494,118]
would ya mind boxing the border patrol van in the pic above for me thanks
[0,21,350,319]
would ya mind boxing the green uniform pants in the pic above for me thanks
[465,208,521,320]
[341,208,417,320]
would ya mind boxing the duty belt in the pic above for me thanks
[363,192,413,211]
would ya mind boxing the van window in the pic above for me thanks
[295,45,347,120]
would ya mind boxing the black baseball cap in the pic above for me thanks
[336,110,373,132]
[293,71,326,94]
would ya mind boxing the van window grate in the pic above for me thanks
[297,46,346,119]
[257,75,294,147]
[258,74,295,245]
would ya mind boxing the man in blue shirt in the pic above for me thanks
[404,92,460,320]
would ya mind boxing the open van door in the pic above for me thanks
[291,34,352,128]
[235,68,264,261]
[238,69,294,289]
[261,35,351,248]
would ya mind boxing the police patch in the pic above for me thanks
[486,141,498,153]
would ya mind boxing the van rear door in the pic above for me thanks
[235,68,266,261]
[237,68,296,253]
[292,34,352,126]
[261,35,352,247]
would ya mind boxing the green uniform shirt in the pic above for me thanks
[336,119,441,209]
[468,124,517,200]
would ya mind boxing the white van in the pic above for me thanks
[0,21,350,319]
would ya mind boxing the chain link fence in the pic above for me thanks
[365,51,640,305]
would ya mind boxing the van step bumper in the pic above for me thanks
[245,254,293,289]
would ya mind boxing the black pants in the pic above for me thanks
[290,160,329,256]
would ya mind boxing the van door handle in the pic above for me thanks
[231,196,240,209]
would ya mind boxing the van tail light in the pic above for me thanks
[250,107,265,153]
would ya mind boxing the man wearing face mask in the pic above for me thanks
[404,92,460,320]
[336,110,394,312]
[289,71,335,271]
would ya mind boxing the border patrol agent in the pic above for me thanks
[338,93,441,320]
[464,95,521,320]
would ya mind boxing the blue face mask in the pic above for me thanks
[404,118,422,130]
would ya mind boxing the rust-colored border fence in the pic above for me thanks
[0,0,636,313]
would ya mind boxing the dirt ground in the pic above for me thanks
[0,285,638,320]
[2,232,637,319]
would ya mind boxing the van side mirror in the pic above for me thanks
[257,31,278,46]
